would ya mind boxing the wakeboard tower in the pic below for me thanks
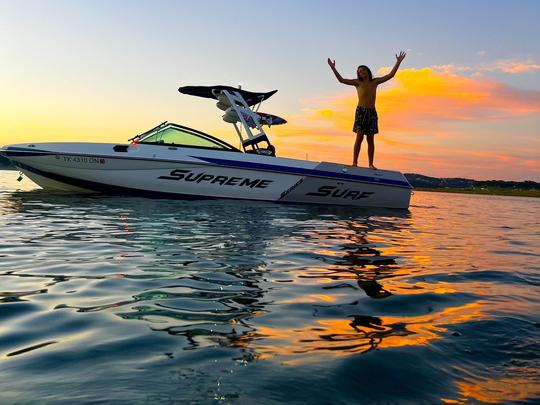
[179,85,286,156]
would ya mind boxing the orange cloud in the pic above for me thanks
[271,67,540,180]
[433,58,540,75]
[492,59,540,74]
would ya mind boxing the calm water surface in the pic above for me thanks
[0,171,539,404]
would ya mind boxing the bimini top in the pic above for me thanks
[179,85,277,107]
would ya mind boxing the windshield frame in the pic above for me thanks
[138,123,240,152]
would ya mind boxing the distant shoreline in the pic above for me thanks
[415,188,540,198]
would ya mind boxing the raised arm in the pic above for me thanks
[374,51,406,84]
[328,58,358,86]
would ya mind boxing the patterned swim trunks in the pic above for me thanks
[353,106,378,135]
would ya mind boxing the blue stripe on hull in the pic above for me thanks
[190,156,411,188]
[2,150,54,157]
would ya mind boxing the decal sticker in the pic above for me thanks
[158,169,273,189]
[306,186,374,200]
[279,178,304,199]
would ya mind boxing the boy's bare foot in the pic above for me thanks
[369,164,378,170]
[352,162,358,167]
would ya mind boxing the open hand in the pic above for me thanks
[327,58,336,69]
[395,51,406,63]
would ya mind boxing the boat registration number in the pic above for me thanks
[57,155,106,164]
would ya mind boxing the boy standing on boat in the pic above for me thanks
[328,52,406,169]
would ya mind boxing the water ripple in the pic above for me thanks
[0,172,539,404]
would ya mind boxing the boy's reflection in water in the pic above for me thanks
[327,222,397,299]
[346,315,411,354]
[357,279,392,299]
[308,218,416,354]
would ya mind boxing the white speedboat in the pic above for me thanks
[0,85,412,208]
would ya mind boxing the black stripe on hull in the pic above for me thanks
[17,163,218,201]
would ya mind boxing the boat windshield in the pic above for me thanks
[139,124,238,151]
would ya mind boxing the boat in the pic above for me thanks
[0,85,412,208]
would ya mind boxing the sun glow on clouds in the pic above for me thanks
[433,59,540,75]
[271,67,540,180]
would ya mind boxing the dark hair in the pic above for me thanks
[357,65,373,81]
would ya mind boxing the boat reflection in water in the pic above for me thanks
[1,189,412,359]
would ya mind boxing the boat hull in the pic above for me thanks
[1,143,412,209]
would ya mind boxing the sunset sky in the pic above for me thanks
[1,0,539,181]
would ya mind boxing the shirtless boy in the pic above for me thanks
[328,52,406,169]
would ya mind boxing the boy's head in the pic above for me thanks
[357,65,373,81]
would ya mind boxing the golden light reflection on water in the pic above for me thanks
[255,192,538,403]
[0,171,41,215]
[281,294,337,304]
[450,371,540,404]
[247,301,491,358]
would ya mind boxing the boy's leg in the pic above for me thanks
[353,132,364,166]
[366,134,377,169]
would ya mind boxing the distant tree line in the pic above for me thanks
[0,156,538,190]
[405,173,540,191]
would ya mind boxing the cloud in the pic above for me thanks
[432,58,540,75]
[271,67,540,180]
[379,68,540,128]
[490,59,540,74]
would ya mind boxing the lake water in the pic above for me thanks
[0,170,539,404]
